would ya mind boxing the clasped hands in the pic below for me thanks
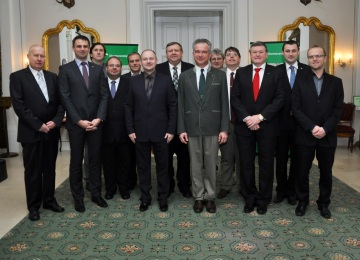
[179,132,228,144]
[245,115,261,131]
[39,121,56,133]
[312,125,326,139]
[77,118,102,131]
[128,133,174,144]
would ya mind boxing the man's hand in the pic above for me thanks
[45,121,56,130]
[218,131,228,144]
[39,123,50,133]
[77,120,92,129]
[165,133,174,143]
[312,125,326,139]
[179,132,188,144]
[245,115,261,128]
[129,133,136,143]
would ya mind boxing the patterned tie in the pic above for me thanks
[110,80,116,98]
[172,66,179,90]
[253,68,261,101]
[199,68,205,99]
[37,71,49,102]
[81,62,89,88]
[146,75,153,100]
[289,65,295,89]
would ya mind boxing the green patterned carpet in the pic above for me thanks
[1,160,360,260]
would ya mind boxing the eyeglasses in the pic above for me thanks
[308,54,325,60]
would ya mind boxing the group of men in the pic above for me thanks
[10,35,343,221]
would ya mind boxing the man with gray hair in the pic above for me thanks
[210,48,225,69]
[178,39,229,214]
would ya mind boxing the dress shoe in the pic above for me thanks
[139,202,151,212]
[193,200,204,213]
[75,200,85,212]
[159,202,168,212]
[120,193,130,200]
[205,200,216,213]
[43,202,65,213]
[91,196,108,208]
[318,206,331,219]
[287,196,297,205]
[217,189,230,199]
[104,192,114,200]
[28,211,40,221]
[256,206,267,215]
[273,195,285,204]
[244,203,255,213]
[295,203,308,216]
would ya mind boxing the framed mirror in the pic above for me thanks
[278,16,335,74]
[42,19,100,71]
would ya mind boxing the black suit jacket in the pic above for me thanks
[124,72,177,142]
[10,67,64,143]
[156,61,194,78]
[276,62,310,130]
[58,60,108,129]
[102,76,130,144]
[292,70,344,148]
[231,64,285,137]
[122,71,142,79]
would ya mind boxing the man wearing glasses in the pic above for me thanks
[292,45,344,218]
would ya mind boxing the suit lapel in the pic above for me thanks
[25,68,48,102]
[188,68,200,100]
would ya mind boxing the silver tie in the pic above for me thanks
[37,71,49,102]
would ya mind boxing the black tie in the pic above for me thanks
[199,69,205,99]
[146,75,153,100]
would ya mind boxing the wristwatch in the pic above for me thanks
[259,114,264,122]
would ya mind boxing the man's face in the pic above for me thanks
[250,46,268,67]
[224,51,240,68]
[307,47,326,71]
[283,44,300,65]
[166,44,183,65]
[141,50,157,73]
[210,54,224,69]
[27,46,45,71]
[193,43,210,68]
[73,39,90,61]
[106,58,122,78]
[91,45,105,64]
[128,54,141,73]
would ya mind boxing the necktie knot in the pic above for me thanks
[255,68,261,73]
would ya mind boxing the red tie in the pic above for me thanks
[253,68,261,101]
[230,72,234,87]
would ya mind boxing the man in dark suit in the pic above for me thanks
[10,44,65,221]
[274,40,310,205]
[178,39,229,214]
[231,41,284,215]
[156,42,194,198]
[125,49,177,212]
[292,45,344,218]
[58,35,108,212]
[101,56,132,200]
[122,52,142,79]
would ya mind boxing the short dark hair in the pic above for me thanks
[224,46,241,57]
[72,35,90,47]
[282,40,299,51]
[249,41,268,52]
[166,42,183,52]
[127,52,141,62]
[308,45,327,56]
[106,56,122,67]
[90,42,106,55]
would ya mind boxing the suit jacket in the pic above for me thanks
[276,62,310,130]
[124,72,177,142]
[58,60,108,129]
[292,70,344,148]
[122,71,142,79]
[230,64,285,137]
[177,67,229,136]
[10,67,65,143]
[102,76,130,144]
[156,61,194,78]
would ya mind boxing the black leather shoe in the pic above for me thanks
[295,203,308,216]
[217,189,230,199]
[205,200,216,213]
[273,195,285,203]
[28,211,40,221]
[256,206,267,215]
[104,192,114,200]
[75,200,85,212]
[91,196,108,208]
[139,202,151,212]
[193,200,204,213]
[43,203,65,213]
[287,196,297,205]
[244,203,255,213]
[120,193,130,200]
[318,206,331,219]
[159,202,168,212]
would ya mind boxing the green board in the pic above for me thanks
[103,44,138,66]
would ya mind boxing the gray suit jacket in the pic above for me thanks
[177,66,229,136]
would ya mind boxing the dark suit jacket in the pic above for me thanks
[58,60,108,129]
[230,64,285,137]
[124,72,177,142]
[292,70,344,148]
[177,67,229,136]
[156,61,194,78]
[276,62,310,130]
[122,71,142,79]
[10,67,64,143]
[102,76,130,144]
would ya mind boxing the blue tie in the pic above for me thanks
[111,81,116,98]
[289,65,295,89]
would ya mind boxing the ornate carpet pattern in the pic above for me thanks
[1,160,360,259]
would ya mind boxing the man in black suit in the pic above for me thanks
[156,42,194,198]
[122,52,142,78]
[292,45,344,218]
[231,41,284,215]
[125,49,177,212]
[101,56,132,200]
[274,40,310,205]
[10,44,65,221]
[58,35,108,212]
